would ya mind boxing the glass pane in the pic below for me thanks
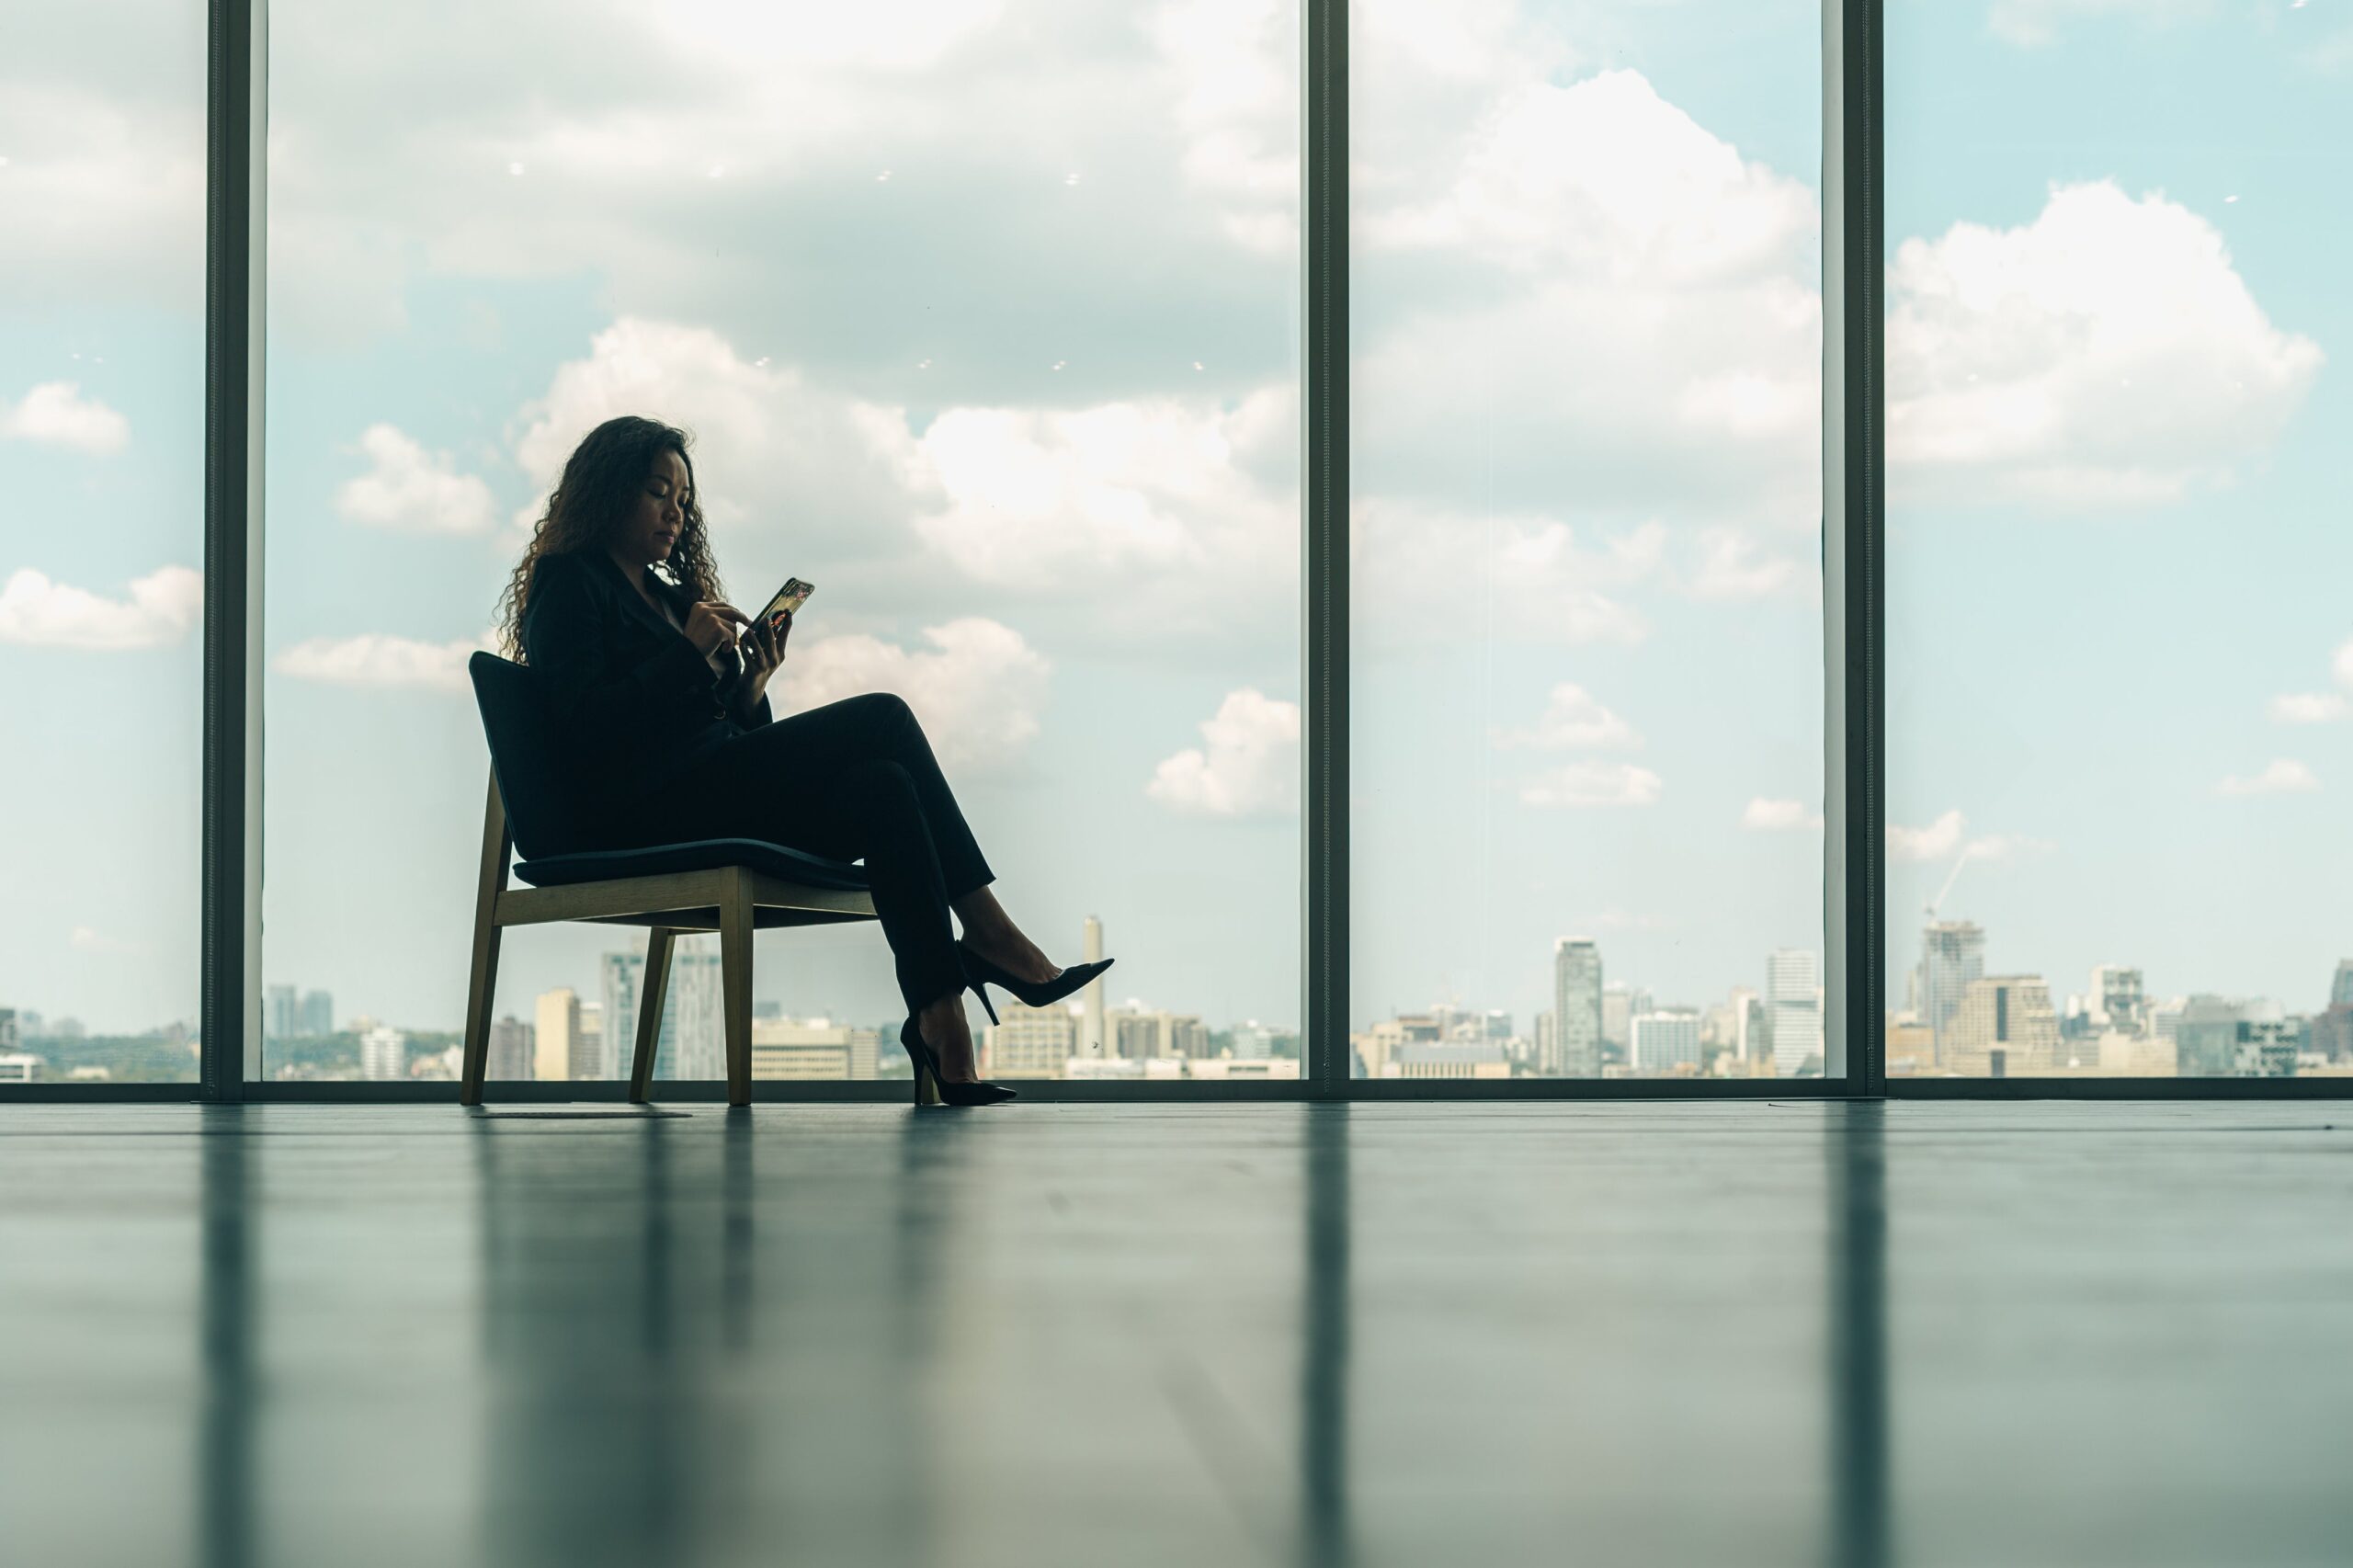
[263,0,1300,1085]
[1349,1,1827,1080]
[0,2,207,1085]
[1887,1,2352,1079]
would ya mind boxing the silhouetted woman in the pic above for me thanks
[497,415,1110,1104]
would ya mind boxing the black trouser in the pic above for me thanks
[625,693,994,1017]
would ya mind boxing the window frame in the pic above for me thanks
[23,0,2283,1104]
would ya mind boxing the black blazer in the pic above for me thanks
[518,550,773,823]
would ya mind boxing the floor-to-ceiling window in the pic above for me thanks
[259,0,1301,1086]
[1348,0,1828,1081]
[0,1,208,1085]
[1886,0,2353,1081]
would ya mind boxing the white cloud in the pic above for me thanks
[2268,692,2347,725]
[1987,0,2214,49]
[1688,527,1807,601]
[272,629,499,693]
[1352,68,1824,525]
[1963,832,2051,862]
[505,318,1302,653]
[2217,758,2319,797]
[1888,181,2323,508]
[1743,797,1821,831]
[510,315,917,543]
[908,390,1294,595]
[1,381,130,453]
[69,926,142,956]
[1493,683,1639,752]
[1146,687,1300,817]
[0,74,204,307]
[1518,760,1662,809]
[2335,636,2353,692]
[1890,810,2050,864]
[781,617,1050,776]
[1355,501,1655,651]
[335,424,498,534]
[0,565,200,650]
[1147,0,1298,253]
[1888,809,1967,863]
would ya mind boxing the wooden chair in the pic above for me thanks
[460,652,891,1107]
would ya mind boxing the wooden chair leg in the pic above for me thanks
[721,869,756,1108]
[460,924,502,1106]
[460,771,512,1108]
[630,926,677,1105]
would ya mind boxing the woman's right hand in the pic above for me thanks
[683,600,750,656]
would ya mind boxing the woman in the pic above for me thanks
[497,415,1110,1105]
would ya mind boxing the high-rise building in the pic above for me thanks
[534,988,581,1082]
[301,990,335,1038]
[1552,938,1602,1077]
[486,1016,535,1080]
[1916,921,1986,1063]
[2176,996,2298,1078]
[601,942,724,1081]
[1725,985,1762,1063]
[0,1008,17,1053]
[1599,983,1654,1052]
[576,1005,605,1081]
[2088,965,2145,1036]
[2312,960,2353,1062]
[750,1016,881,1079]
[1767,949,1823,1076]
[986,1001,1075,1077]
[359,1024,406,1082]
[1081,915,1107,1057]
[1108,1004,1209,1062]
[1629,1009,1702,1074]
[1943,975,2059,1076]
[266,984,300,1042]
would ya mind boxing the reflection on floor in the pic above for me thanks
[3,1102,2349,1568]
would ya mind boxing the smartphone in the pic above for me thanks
[755,577,814,637]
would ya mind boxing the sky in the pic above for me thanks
[3,0,2347,1063]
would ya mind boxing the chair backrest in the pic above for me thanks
[469,652,590,862]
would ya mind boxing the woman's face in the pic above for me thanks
[614,449,693,568]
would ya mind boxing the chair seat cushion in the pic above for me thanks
[513,837,870,892]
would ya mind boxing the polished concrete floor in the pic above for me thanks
[3,1102,2350,1568]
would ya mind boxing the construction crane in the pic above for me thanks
[1925,843,1973,921]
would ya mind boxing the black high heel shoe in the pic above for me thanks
[956,940,1116,1028]
[898,1017,1017,1106]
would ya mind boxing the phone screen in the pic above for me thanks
[759,577,814,634]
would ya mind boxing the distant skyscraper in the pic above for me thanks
[1943,976,2059,1076]
[1629,1009,1701,1074]
[1916,922,1985,1063]
[987,1001,1075,1077]
[266,984,299,1042]
[486,1015,534,1081]
[301,990,335,1037]
[1767,949,1822,1076]
[576,1005,605,1080]
[1726,985,1762,1063]
[1082,915,1106,1057]
[359,1024,406,1082]
[534,988,580,1082]
[2176,996,2295,1078]
[1552,938,1602,1077]
[602,943,724,1081]
[2313,962,2353,1062]
[2088,965,2145,1035]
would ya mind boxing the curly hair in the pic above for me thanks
[496,415,725,659]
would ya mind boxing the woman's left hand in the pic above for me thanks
[736,611,790,708]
